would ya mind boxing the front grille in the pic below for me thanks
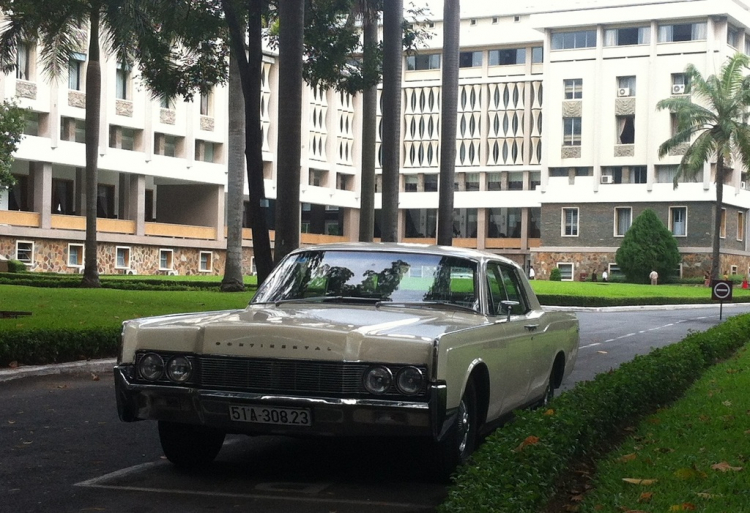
[200,357,368,395]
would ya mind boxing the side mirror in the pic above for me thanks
[500,300,520,322]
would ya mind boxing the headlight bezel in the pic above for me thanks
[166,356,193,383]
[395,366,425,395]
[363,365,394,395]
[138,352,165,382]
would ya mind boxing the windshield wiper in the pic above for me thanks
[272,296,382,306]
[376,300,479,313]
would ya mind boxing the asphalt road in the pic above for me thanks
[3,304,750,513]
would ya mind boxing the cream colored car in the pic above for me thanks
[115,243,578,477]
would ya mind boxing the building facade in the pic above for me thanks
[2,0,750,279]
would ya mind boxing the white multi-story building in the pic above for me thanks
[2,0,750,279]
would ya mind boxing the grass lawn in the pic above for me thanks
[0,285,253,331]
[578,344,750,512]
[530,280,750,299]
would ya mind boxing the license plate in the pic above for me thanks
[229,405,311,426]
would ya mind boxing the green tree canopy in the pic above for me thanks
[0,99,25,189]
[615,209,681,284]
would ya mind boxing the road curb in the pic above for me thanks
[0,358,116,384]
[544,303,735,312]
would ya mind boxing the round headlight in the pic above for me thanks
[363,366,393,394]
[166,356,192,383]
[138,353,164,381]
[396,366,424,395]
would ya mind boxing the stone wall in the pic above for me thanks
[0,236,258,276]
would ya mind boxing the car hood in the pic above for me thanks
[121,303,485,364]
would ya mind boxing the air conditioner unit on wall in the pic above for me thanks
[672,84,685,95]
[617,87,630,97]
[601,175,613,184]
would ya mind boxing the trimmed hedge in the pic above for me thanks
[439,313,750,512]
[0,272,230,291]
[0,326,121,367]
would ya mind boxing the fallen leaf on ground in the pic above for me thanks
[8,361,18,369]
[695,492,720,499]
[513,435,540,452]
[638,492,654,503]
[91,373,100,381]
[723,400,732,407]
[622,478,658,485]
[618,453,637,463]
[668,503,696,511]
[544,409,555,416]
[597,350,608,354]
[711,461,742,472]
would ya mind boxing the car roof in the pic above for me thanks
[290,242,521,268]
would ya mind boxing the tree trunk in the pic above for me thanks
[273,0,305,263]
[221,0,274,285]
[380,0,403,242]
[221,56,246,292]
[81,8,101,288]
[436,0,460,247]
[712,156,724,280]
[358,9,377,242]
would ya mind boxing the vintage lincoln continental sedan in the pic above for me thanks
[115,243,579,477]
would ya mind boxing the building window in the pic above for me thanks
[424,174,438,192]
[563,117,582,146]
[199,251,212,272]
[551,30,597,50]
[658,22,707,42]
[720,208,727,239]
[115,64,130,100]
[557,263,574,281]
[670,206,687,236]
[465,173,480,191]
[671,73,688,95]
[16,42,32,80]
[195,140,217,163]
[657,165,700,184]
[404,174,418,192]
[616,115,635,144]
[52,178,74,215]
[728,25,740,48]
[531,47,543,63]
[199,91,212,116]
[738,212,744,241]
[336,173,352,191]
[564,79,583,99]
[731,265,738,275]
[615,207,632,236]
[406,54,441,70]
[508,172,523,190]
[405,209,437,238]
[16,241,34,264]
[68,53,85,90]
[487,172,502,191]
[7,174,29,211]
[116,246,131,269]
[159,249,174,270]
[154,133,180,157]
[61,117,85,143]
[489,48,525,66]
[604,26,650,46]
[617,76,636,97]
[562,207,579,236]
[109,126,136,151]
[459,51,483,68]
[530,171,541,190]
[97,184,115,219]
[309,169,327,187]
[67,243,84,267]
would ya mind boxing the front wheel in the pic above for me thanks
[433,379,478,481]
[539,368,557,409]
[158,421,226,468]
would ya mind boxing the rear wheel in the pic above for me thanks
[158,421,225,468]
[434,379,478,480]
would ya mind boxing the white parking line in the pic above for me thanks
[75,462,430,510]
[581,316,708,351]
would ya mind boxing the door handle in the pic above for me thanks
[524,324,538,332]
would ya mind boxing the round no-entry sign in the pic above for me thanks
[712,280,733,301]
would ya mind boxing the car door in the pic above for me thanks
[481,261,537,419]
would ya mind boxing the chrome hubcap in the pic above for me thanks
[457,399,470,455]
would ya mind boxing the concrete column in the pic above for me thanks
[476,208,487,250]
[521,208,529,250]
[75,167,85,215]
[31,161,52,229]
[214,184,225,242]
[134,174,145,236]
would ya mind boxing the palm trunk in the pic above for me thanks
[436,0,460,246]
[221,57,245,292]
[274,0,305,262]
[358,10,377,242]
[712,156,724,280]
[380,0,403,242]
[82,8,101,288]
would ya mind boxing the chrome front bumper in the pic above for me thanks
[115,365,451,440]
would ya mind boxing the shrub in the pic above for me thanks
[439,313,750,513]
[616,209,681,284]
[6,260,27,273]
[0,326,121,367]
[549,268,562,281]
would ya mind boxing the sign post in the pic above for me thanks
[711,280,733,320]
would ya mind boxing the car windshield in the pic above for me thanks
[252,250,478,309]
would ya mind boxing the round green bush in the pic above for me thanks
[549,268,562,281]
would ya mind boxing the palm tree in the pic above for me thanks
[380,0,403,242]
[657,53,750,280]
[436,0,459,246]
[221,56,245,292]
[0,0,184,287]
[273,0,305,263]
